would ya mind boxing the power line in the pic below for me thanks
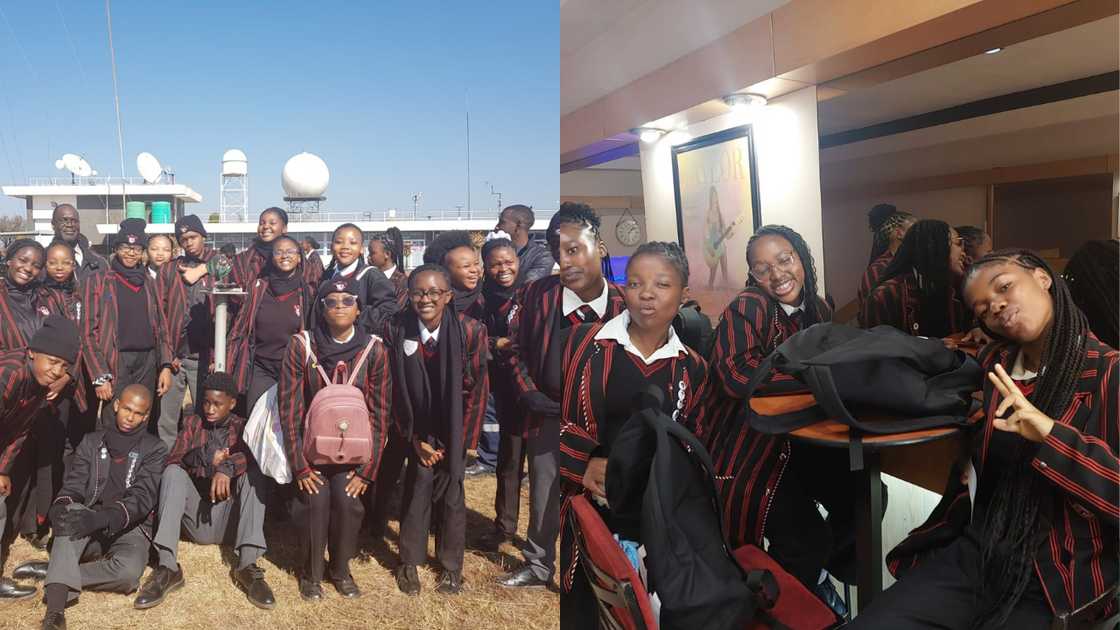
[54,0,89,88]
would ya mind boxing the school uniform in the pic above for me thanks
[485,286,525,539]
[861,272,972,337]
[317,259,401,336]
[507,275,625,582]
[386,266,408,307]
[852,335,1119,628]
[856,251,892,328]
[152,412,266,571]
[557,312,708,628]
[154,249,217,450]
[276,327,391,584]
[227,276,313,411]
[385,312,488,576]
[231,243,323,291]
[42,425,167,603]
[700,287,859,589]
[80,266,173,428]
[305,251,325,287]
[0,351,52,565]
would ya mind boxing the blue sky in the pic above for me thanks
[0,1,558,217]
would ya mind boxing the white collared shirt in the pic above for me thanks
[383,264,397,278]
[332,328,356,344]
[1009,351,1038,381]
[419,319,441,345]
[594,310,689,365]
[333,260,360,278]
[73,246,83,267]
[779,300,805,317]
[561,280,609,319]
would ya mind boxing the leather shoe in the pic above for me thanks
[395,565,421,596]
[13,561,49,581]
[133,565,184,609]
[0,577,36,600]
[40,611,66,630]
[298,578,323,601]
[464,462,494,477]
[497,566,548,589]
[330,575,361,598]
[231,564,275,610]
[435,571,462,595]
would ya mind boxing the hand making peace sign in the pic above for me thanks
[988,363,1056,443]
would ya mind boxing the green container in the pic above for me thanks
[125,201,147,220]
[151,201,172,223]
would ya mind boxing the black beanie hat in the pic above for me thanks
[202,371,238,397]
[117,218,149,248]
[175,214,208,240]
[316,275,362,306]
[29,314,80,364]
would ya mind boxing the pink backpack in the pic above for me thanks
[298,331,379,466]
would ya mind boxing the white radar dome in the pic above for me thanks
[221,149,248,176]
[281,152,329,198]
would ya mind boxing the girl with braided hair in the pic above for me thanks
[368,227,407,305]
[699,225,853,616]
[1064,239,1118,349]
[853,249,1118,629]
[856,205,915,325]
[862,219,972,338]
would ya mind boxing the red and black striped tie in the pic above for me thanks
[567,304,598,325]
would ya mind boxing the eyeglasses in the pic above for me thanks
[117,245,144,255]
[322,296,357,309]
[54,218,80,226]
[409,288,448,301]
[273,248,301,258]
[750,250,799,280]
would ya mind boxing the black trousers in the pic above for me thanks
[246,361,277,414]
[291,465,364,583]
[847,533,1052,628]
[33,400,81,529]
[99,349,158,429]
[494,392,527,537]
[367,430,409,536]
[764,441,875,588]
[398,450,466,574]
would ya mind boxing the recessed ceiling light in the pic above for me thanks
[721,92,768,111]
[630,127,667,143]
[984,47,1002,54]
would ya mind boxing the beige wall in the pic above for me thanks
[559,168,644,197]
[821,186,987,309]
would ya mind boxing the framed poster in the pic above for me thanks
[672,125,762,299]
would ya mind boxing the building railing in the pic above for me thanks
[25,176,164,186]
[217,207,555,223]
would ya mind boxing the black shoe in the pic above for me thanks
[40,611,66,630]
[27,531,50,551]
[0,577,36,600]
[231,564,275,610]
[497,566,548,589]
[298,578,323,601]
[477,530,512,552]
[133,565,184,610]
[464,462,494,477]
[329,575,361,598]
[395,565,421,596]
[435,571,462,595]
[814,577,849,620]
[13,561,49,581]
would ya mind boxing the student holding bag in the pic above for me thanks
[277,276,391,601]
[852,249,1118,629]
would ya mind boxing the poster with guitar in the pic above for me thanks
[672,125,762,312]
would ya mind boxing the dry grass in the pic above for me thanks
[0,472,558,630]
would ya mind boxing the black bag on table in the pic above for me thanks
[741,323,982,435]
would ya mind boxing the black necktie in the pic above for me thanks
[424,337,437,352]
[789,309,804,328]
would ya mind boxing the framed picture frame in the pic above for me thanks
[671,125,762,299]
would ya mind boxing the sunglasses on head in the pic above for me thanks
[321,296,357,309]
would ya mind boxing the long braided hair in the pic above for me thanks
[867,204,914,263]
[745,225,823,326]
[1063,239,1118,349]
[876,219,954,337]
[964,249,1088,629]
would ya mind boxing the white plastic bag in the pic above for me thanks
[243,384,292,483]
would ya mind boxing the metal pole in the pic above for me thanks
[213,294,228,372]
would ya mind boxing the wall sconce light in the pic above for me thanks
[631,127,668,143]
[721,92,768,111]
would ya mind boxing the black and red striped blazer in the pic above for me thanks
[232,247,321,290]
[887,334,1118,618]
[699,286,833,549]
[861,272,971,337]
[166,412,249,480]
[0,282,61,352]
[0,350,50,474]
[507,275,625,437]
[156,250,217,360]
[305,252,325,288]
[80,269,173,382]
[857,251,892,327]
[276,330,391,483]
[226,277,314,394]
[40,283,90,413]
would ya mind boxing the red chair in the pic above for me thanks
[734,545,839,630]
[569,494,657,630]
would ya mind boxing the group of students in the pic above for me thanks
[0,202,581,629]
[552,202,1117,629]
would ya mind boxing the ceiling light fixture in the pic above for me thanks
[722,92,768,111]
[630,127,667,143]
[984,47,1002,54]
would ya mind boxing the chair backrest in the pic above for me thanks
[569,494,657,630]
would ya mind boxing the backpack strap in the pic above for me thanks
[298,331,333,385]
[345,335,382,386]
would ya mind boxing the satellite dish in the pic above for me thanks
[136,152,164,184]
[54,153,96,177]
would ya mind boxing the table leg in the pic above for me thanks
[854,450,884,613]
[213,295,228,373]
